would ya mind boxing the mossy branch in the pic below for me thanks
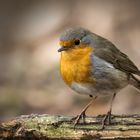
[1,114,140,139]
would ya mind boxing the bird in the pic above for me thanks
[58,27,140,129]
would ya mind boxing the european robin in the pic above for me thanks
[58,27,140,129]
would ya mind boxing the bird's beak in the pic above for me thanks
[58,46,69,52]
[58,41,73,52]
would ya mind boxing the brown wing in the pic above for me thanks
[92,33,140,76]
[114,51,140,75]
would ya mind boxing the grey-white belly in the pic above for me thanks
[70,56,129,96]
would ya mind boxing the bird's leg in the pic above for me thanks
[72,96,97,126]
[102,92,116,129]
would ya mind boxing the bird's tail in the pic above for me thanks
[130,74,140,91]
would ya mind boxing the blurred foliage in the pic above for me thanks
[0,0,140,120]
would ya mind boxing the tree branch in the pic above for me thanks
[1,114,140,139]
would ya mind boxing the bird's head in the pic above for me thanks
[58,27,94,57]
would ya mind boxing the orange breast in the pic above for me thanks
[60,46,95,85]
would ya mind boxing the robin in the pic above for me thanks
[58,27,140,129]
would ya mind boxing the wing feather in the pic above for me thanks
[92,33,140,76]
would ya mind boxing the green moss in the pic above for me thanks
[17,115,140,138]
[46,126,74,138]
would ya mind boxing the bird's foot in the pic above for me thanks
[71,111,86,127]
[101,110,112,129]
[71,96,97,127]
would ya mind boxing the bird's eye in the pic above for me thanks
[74,39,80,45]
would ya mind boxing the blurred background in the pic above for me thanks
[0,0,140,120]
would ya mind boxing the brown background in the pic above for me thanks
[0,0,140,120]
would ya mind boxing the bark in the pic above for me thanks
[0,114,140,139]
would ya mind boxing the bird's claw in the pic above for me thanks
[71,111,86,127]
[101,111,112,129]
